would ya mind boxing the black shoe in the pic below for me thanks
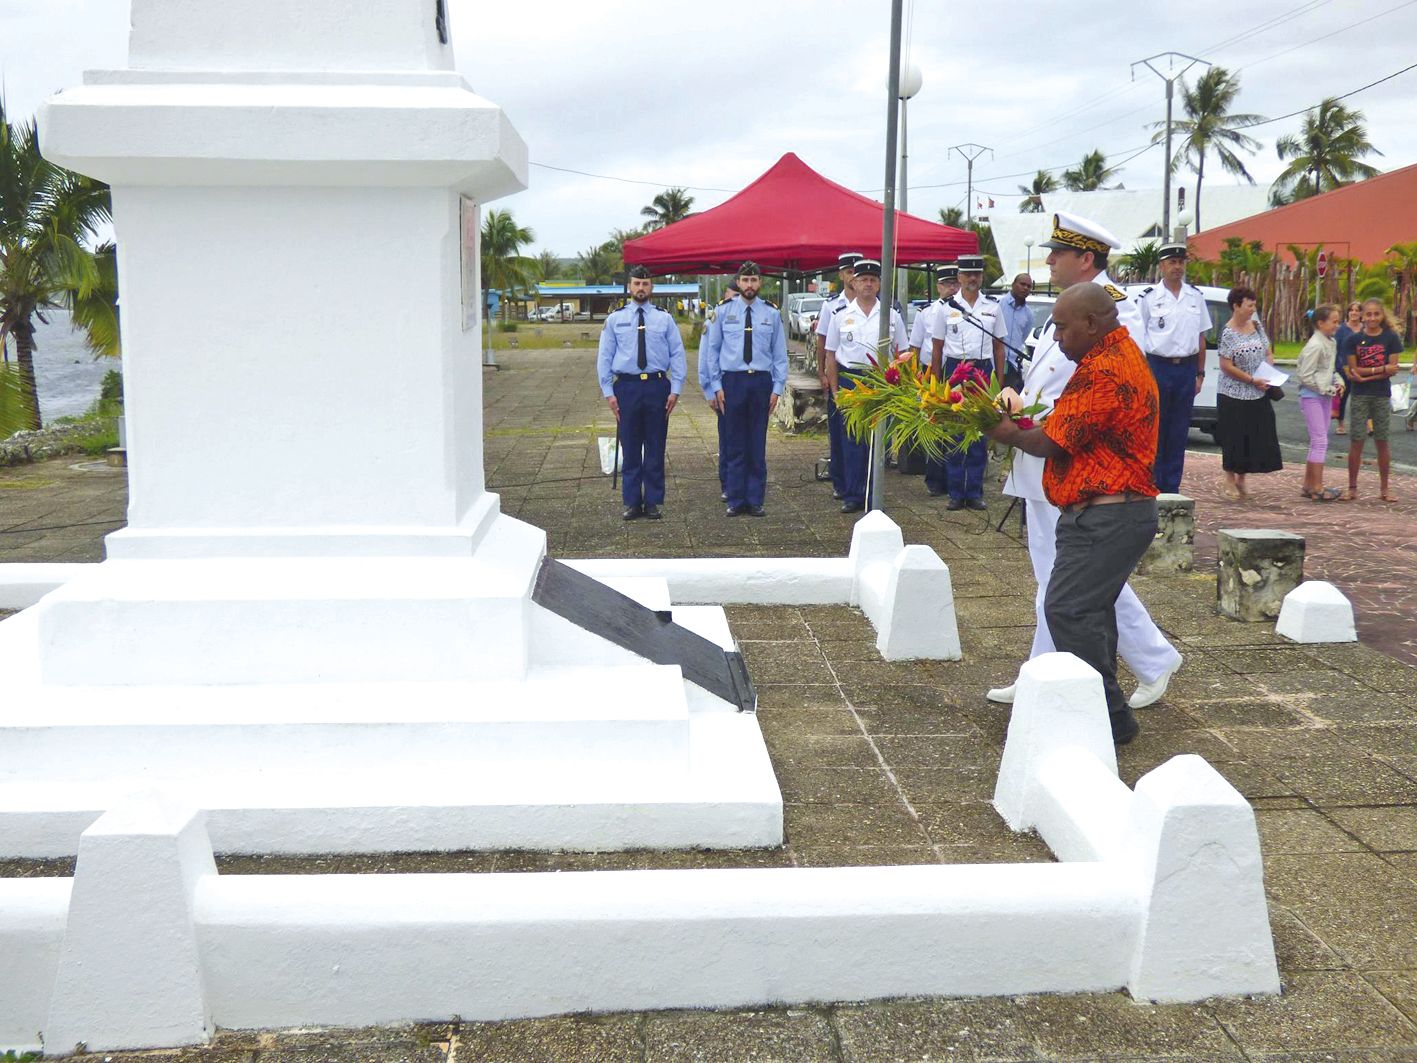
[1111,710,1141,746]
[748,505,765,517]
[720,490,728,501]
[726,504,746,516]
[927,487,946,497]
[832,491,843,500]
[965,498,988,511]
[946,498,966,511]
[840,501,864,513]
[643,504,662,520]
[622,505,643,521]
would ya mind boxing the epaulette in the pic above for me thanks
[1186,282,1203,292]
[1104,284,1126,302]
[718,295,732,305]
[762,298,777,309]
[831,302,849,316]
[982,293,998,302]
[1140,286,1154,296]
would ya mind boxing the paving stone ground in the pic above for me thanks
[4,346,1417,1060]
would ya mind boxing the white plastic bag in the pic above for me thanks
[597,435,623,475]
[1391,381,1411,414]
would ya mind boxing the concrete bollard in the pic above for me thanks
[45,794,215,1054]
[1125,755,1281,1002]
[994,652,1116,832]
[1137,494,1194,575]
[1217,529,1304,622]
[875,546,962,661]
[1275,580,1357,643]
[848,511,904,607]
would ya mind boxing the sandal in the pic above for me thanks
[1380,493,1398,503]
[1339,489,1358,502]
[1222,484,1243,501]
[1336,423,1347,435]
[1314,487,1343,502]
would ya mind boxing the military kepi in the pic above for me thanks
[737,260,761,277]
[1040,210,1121,256]
[1158,242,1188,261]
[837,251,863,269]
[957,254,986,272]
[937,264,958,281]
[853,258,882,277]
[627,264,652,280]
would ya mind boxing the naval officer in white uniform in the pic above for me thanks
[990,211,1183,709]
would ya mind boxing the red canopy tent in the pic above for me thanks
[622,153,977,274]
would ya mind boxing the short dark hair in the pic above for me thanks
[1313,303,1340,324]
[1227,285,1258,308]
[627,265,653,281]
[1088,249,1109,272]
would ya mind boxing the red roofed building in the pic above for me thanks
[1189,163,1417,265]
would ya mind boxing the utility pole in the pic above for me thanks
[948,143,992,228]
[1132,52,1208,237]
[870,0,905,515]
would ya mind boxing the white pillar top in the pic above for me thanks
[128,0,454,73]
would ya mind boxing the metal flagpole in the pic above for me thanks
[869,0,905,514]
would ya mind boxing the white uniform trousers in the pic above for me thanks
[1025,497,1181,684]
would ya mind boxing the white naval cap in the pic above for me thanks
[1039,210,1122,256]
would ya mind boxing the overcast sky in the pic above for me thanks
[4,0,1416,258]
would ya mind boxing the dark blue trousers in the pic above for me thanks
[836,371,871,507]
[715,410,727,491]
[943,357,987,502]
[1149,355,1196,494]
[613,374,670,507]
[721,371,772,508]
[827,394,846,495]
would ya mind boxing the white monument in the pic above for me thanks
[0,0,780,857]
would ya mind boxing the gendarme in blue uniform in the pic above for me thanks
[598,294,687,513]
[703,281,788,513]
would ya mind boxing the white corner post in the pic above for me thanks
[1125,755,1281,1002]
[45,795,215,1053]
[1275,580,1357,643]
[874,546,962,661]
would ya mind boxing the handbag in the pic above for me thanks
[1392,380,1412,414]
[1267,386,1285,402]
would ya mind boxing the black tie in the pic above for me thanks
[636,307,647,370]
[743,305,753,364]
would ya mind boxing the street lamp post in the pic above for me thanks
[1024,236,1034,278]
[897,63,922,303]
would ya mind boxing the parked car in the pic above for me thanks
[783,293,829,340]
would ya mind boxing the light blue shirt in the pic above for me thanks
[699,293,740,399]
[703,296,788,395]
[998,294,1034,367]
[597,300,688,397]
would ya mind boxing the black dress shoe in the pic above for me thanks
[643,504,663,520]
[622,504,642,521]
[946,498,966,511]
[720,490,728,501]
[726,504,746,516]
[748,504,766,517]
[831,491,843,500]
[1111,710,1141,745]
[840,501,864,513]
[965,498,988,511]
[926,487,946,497]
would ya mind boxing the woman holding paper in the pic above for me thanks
[1216,286,1282,500]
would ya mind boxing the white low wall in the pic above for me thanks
[1,652,1279,1056]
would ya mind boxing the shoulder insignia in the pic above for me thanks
[1104,284,1126,302]
[1140,286,1154,296]
[1187,282,1203,292]
[983,293,998,302]
[718,296,732,305]
[763,299,777,309]
[831,303,848,316]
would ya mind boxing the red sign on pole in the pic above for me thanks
[1317,250,1329,279]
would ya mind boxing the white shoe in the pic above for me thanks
[1128,657,1182,710]
[986,683,1016,704]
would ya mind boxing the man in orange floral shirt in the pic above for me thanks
[987,284,1159,744]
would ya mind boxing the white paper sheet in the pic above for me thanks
[1253,363,1289,387]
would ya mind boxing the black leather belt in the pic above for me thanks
[614,371,667,382]
[1148,353,1198,366]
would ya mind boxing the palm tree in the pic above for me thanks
[480,209,536,319]
[535,249,561,280]
[938,206,965,228]
[576,243,618,285]
[1153,67,1263,232]
[1062,150,1119,192]
[0,97,117,434]
[1017,169,1058,213]
[1119,242,1162,284]
[1272,98,1381,205]
[640,187,694,230]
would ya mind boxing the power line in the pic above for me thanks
[1197,0,1336,56]
[1234,0,1417,75]
[1245,60,1417,128]
[528,161,737,194]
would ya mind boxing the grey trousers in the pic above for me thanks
[1044,499,1159,716]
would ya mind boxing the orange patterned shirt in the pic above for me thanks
[1041,326,1160,508]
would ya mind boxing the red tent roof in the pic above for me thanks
[1189,163,1417,265]
[623,153,978,274]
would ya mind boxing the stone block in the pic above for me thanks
[45,794,216,1053]
[1136,493,1194,575]
[1275,580,1357,643]
[1216,529,1304,622]
[1125,754,1280,1001]
[875,546,962,661]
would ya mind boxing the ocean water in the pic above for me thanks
[6,310,118,425]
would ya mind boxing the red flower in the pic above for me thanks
[1015,416,1035,429]
[948,363,968,385]
[884,366,901,385]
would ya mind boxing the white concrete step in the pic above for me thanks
[0,715,782,857]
